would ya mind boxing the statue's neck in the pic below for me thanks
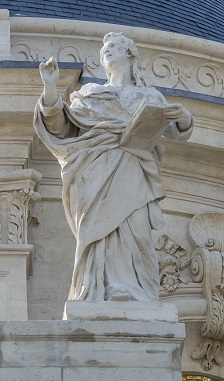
[109,66,132,87]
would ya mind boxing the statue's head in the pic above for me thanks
[100,32,148,87]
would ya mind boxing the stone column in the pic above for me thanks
[0,169,42,320]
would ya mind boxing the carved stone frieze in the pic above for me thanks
[152,55,191,90]
[156,234,189,292]
[11,34,224,97]
[151,55,224,96]
[58,44,100,77]
[11,40,47,62]
[11,40,100,77]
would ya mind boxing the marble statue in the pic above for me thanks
[34,32,193,302]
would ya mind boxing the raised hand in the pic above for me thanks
[163,103,192,131]
[39,56,59,87]
[39,57,59,106]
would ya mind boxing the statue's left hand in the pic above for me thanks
[163,103,192,131]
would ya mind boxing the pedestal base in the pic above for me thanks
[64,299,179,322]
[0,302,185,381]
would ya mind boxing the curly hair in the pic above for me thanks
[100,32,148,87]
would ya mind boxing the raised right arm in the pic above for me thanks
[39,57,74,138]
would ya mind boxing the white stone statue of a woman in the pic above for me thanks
[34,32,193,302]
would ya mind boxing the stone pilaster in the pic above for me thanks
[0,169,42,320]
[0,9,14,60]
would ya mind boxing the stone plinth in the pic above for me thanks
[64,299,179,322]
[0,313,185,381]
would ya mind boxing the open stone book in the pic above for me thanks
[120,103,168,152]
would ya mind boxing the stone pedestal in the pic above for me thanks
[0,301,184,380]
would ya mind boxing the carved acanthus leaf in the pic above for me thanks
[192,338,223,371]
[0,189,40,244]
[201,285,224,340]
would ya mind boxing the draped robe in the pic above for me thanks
[34,83,193,301]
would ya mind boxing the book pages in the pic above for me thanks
[120,103,168,152]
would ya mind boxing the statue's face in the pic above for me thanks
[102,38,130,73]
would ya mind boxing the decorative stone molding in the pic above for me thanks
[9,17,224,97]
[0,169,42,320]
[11,40,99,78]
[151,56,223,96]
[189,212,224,370]
[156,234,189,293]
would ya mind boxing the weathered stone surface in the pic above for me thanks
[65,300,178,322]
[0,367,61,381]
[63,368,177,381]
[0,319,185,381]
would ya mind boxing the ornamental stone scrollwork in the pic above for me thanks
[11,40,99,77]
[58,44,100,77]
[156,234,189,292]
[189,212,224,370]
[196,64,223,97]
[152,55,191,90]
[151,55,224,96]
[11,40,47,62]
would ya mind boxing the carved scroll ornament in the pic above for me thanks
[11,40,100,77]
[152,55,224,96]
[190,212,224,370]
